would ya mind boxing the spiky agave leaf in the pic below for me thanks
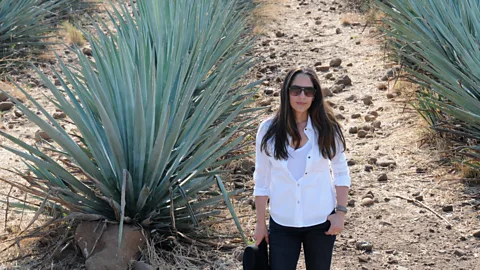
[0,0,261,242]
[377,0,480,164]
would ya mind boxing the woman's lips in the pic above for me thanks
[296,102,307,105]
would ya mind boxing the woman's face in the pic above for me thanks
[288,74,315,115]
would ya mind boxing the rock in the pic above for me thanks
[442,205,453,212]
[336,114,345,120]
[347,160,356,166]
[0,101,14,111]
[325,73,333,79]
[314,61,322,66]
[303,38,313,43]
[35,130,51,142]
[381,75,389,81]
[0,92,8,102]
[377,159,396,167]
[351,113,361,119]
[323,87,333,97]
[368,157,377,164]
[453,249,466,257]
[273,91,280,97]
[241,159,255,172]
[347,63,353,67]
[330,84,345,93]
[131,261,155,270]
[357,130,367,138]
[365,165,373,172]
[364,115,376,122]
[264,88,274,95]
[362,125,371,131]
[372,121,381,128]
[377,83,387,90]
[315,20,322,25]
[387,93,395,99]
[377,173,388,181]
[82,47,93,56]
[347,199,355,207]
[259,99,272,106]
[415,195,424,201]
[14,110,23,117]
[335,75,352,86]
[362,97,373,106]
[368,111,379,117]
[275,31,285,37]
[349,127,358,134]
[336,28,342,34]
[358,255,369,263]
[345,94,356,101]
[76,222,147,270]
[54,79,61,86]
[316,66,330,72]
[356,241,373,251]
[53,112,66,119]
[361,198,374,206]
[329,58,342,67]
[387,257,398,264]
[472,230,480,238]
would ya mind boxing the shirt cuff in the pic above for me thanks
[333,174,351,187]
[253,187,269,196]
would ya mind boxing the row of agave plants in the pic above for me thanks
[0,0,260,248]
[377,0,480,170]
[0,0,90,70]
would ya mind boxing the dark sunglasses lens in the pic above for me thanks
[289,87,302,96]
[304,88,316,97]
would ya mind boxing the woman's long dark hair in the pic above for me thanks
[260,67,346,160]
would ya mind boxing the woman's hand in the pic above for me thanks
[254,222,269,246]
[325,212,345,235]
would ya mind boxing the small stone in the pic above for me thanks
[275,31,285,38]
[365,115,376,122]
[362,97,373,106]
[377,83,387,90]
[14,110,24,117]
[303,38,313,43]
[377,159,396,167]
[325,73,333,79]
[346,63,353,67]
[347,160,356,166]
[347,199,355,207]
[54,79,61,86]
[358,255,369,263]
[314,61,322,66]
[273,91,280,97]
[345,95,356,101]
[316,66,330,72]
[82,47,93,56]
[377,173,388,181]
[387,257,398,264]
[365,165,373,172]
[453,249,466,257]
[323,87,333,97]
[259,99,272,106]
[361,198,374,206]
[349,127,358,134]
[368,157,377,164]
[442,205,453,212]
[473,230,480,238]
[131,261,155,270]
[0,92,8,102]
[336,114,345,120]
[53,112,66,119]
[351,113,361,119]
[336,28,342,34]
[0,101,14,111]
[35,130,51,142]
[368,111,379,117]
[355,241,373,251]
[315,20,322,25]
[335,74,352,86]
[331,84,345,93]
[339,105,345,110]
[264,88,274,95]
[387,93,395,99]
[415,195,424,201]
[329,58,342,67]
[372,121,381,128]
[355,41,361,45]
[357,130,367,138]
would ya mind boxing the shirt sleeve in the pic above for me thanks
[253,120,271,197]
[330,136,351,187]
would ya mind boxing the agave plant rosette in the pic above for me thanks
[0,0,260,242]
[377,0,480,167]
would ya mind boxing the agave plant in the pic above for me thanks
[0,0,259,242]
[0,0,70,62]
[377,0,480,168]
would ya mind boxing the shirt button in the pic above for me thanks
[308,156,311,159]
[297,201,300,204]
[297,183,300,187]
[304,128,307,131]
[305,172,307,175]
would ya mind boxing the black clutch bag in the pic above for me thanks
[242,238,269,270]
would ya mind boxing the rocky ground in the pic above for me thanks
[0,0,478,269]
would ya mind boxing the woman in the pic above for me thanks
[253,67,351,270]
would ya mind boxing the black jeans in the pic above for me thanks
[268,217,336,270]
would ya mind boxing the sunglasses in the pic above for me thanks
[289,85,316,97]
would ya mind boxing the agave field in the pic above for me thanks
[377,0,480,170]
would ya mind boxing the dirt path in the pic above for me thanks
[240,0,479,269]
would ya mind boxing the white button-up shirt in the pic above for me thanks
[253,116,351,227]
